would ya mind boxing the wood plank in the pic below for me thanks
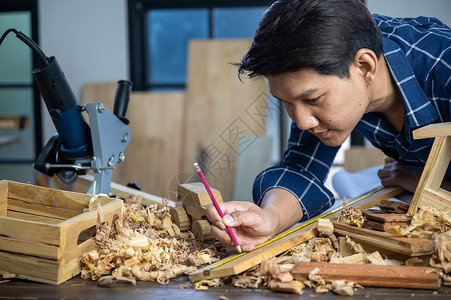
[7,181,104,211]
[7,210,65,224]
[292,262,441,290]
[412,122,451,139]
[409,135,451,215]
[189,186,404,282]
[0,217,61,245]
[333,222,434,256]
[183,40,269,202]
[421,187,451,210]
[72,174,175,207]
[0,180,7,217]
[7,198,80,219]
[363,210,411,230]
[0,251,60,283]
[0,235,61,260]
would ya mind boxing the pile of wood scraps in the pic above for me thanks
[80,194,226,285]
[170,182,220,243]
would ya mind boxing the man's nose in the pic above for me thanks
[293,109,319,131]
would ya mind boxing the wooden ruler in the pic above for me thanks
[189,186,403,282]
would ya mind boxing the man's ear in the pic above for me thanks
[353,48,378,85]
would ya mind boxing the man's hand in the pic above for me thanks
[206,188,303,252]
[205,201,278,252]
[377,158,422,193]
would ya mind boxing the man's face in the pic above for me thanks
[268,68,370,147]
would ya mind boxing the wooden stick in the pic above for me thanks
[333,222,434,256]
[292,262,441,290]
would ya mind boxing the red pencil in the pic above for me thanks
[194,162,242,253]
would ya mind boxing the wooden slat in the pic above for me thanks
[7,198,80,219]
[292,262,441,290]
[421,187,451,210]
[0,251,60,283]
[412,122,451,139]
[333,222,434,256]
[409,135,451,215]
[0,180,7,217]
[72,174,175,207]
[0,217,60,245]
[7,210,64,224]
[7,181,100,211]
[0,236,61,260]
[189,186,404,282]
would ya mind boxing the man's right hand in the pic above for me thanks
[205,201,278,252]
[205,188,303,252]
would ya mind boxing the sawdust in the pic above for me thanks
[80,195,224,284]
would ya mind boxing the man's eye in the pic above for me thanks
[305,97,320,103]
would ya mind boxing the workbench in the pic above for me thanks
[0,275,450,299]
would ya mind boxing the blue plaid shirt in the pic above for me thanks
[253,14,451,221]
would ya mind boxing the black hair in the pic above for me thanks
[238,0,382,79]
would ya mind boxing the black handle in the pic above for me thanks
[113,80,133,124]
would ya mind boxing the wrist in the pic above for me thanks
[260,188,303,235]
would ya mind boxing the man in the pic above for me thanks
[206,0,451,252]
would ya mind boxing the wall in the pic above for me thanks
[366,0,451,27]
[38,0,129,143]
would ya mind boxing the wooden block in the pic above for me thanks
[185,205,208,221]
[169,207,191,231]
[178,182,222,207]
[378,199,409,213]
[191,219,214,242]
[333,222,434,256]
[363,209,412,231]
[292,262,441,290]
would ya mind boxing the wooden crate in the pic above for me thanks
[0,180,123,285]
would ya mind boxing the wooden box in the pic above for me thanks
[0,180,123,285]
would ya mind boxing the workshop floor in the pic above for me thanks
[0,275,450,300]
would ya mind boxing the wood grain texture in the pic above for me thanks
[409,126,451,215]
[292,262,441,290]
[333,222,434,256]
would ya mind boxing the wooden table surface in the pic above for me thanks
[0,275,450,300]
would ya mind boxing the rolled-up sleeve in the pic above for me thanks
[253,122,339,221]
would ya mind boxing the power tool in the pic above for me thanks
[0,28,132,195]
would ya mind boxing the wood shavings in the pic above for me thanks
[81,195,223,284]
[97,275,136,287]
[430,231,451,273]
[194,278,223,290]
[336,200,364,228]
[331,280,359,296]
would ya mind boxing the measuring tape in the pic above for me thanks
[203,185,385,275]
